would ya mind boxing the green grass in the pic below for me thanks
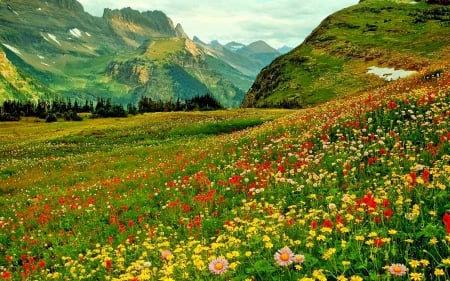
[0,109,291,192]
[142,37,186,60]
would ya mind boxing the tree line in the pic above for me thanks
[0,93,223,122]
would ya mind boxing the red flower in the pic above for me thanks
[409,172,417,185]
[1,271,11,279]
[384,209,394,219]
[323,219,333,228]
[363,192,377,210]
[388,101,397,109]
[443,213,450,234]
[38,260,46,268]
[105,259,112,269]
[374,237,384,247]
[422,169,430,182]
[127,220,134,228]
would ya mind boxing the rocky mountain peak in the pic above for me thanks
[50,0,85,13]
[175,23,189,39]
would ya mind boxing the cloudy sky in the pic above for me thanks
[77,0,359,49]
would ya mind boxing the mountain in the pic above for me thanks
[277,46,293,54]
[236,40,280,69]
[0,0,268,107]
[105,37,244,107]
[241,0,450,108]
[196,38,281,78]
[224,41,246,52]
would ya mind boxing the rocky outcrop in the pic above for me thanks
[106,59,152,85]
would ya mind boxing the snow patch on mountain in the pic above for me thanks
[70,28,82,38]
[37,55,45,59]
[2,43,21,55]
[47,33,61,46]
[85,32,91,37]
[367,66,416,81]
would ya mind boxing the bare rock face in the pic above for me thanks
[51,0,85,13]
[106,59,152,85]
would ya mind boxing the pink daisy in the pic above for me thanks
[388,263,407,276]
[293,254,305,264]
[161,250,173,261]
[209,257,228,275]
[274,247,294,266]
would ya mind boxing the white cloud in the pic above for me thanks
[78,0,359,48]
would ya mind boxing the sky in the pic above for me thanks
[77,0,359,49]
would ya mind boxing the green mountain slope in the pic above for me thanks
[105,37,245,107]
[241,0,450,108]
[0,48,55,102]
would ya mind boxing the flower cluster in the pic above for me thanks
[0,68,449,280]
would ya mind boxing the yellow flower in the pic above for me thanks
[355,235,365,241]
[245,251,252,257]
[420,259,429,267]
[434,268,445,276]
[262,235,271,242]
[229,262,239,270]
[409,272,423,281]
[388,229,397,235]
[316,235,326,241]
[342,260,351,266]
[350,276,363,281]
[409,260,420,268]
[312,269,327,281]
[322,248,336,260]
[337,275,348,281]
[429,237,438,245]
[442,258,450,265]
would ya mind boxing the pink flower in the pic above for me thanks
[274,247,294,266]
[293,254,305,264]
[388,263,407,276]
[209,257,228,275]
[161,250,173,261]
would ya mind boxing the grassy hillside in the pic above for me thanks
[0,65,449,280]
[242,0,450,107]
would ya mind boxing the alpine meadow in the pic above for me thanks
[0,0,450,281]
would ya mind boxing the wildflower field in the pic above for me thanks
[0,68,449,280]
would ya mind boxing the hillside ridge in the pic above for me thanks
[241,0,450,108]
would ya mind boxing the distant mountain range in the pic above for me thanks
[0,0,285,107]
